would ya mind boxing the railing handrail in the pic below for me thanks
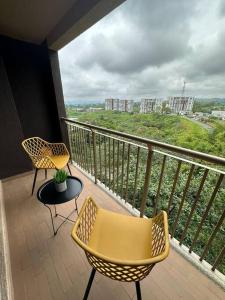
[61,117,225,166]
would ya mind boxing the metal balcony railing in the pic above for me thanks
[62,117,225,276]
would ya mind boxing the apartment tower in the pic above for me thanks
[168,96,194,114]
[140,99,163,113]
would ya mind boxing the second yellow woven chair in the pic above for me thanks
[71,196,170,300]
[22,137,71,195]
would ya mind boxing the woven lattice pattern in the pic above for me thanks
[77,198,98,244]
[152,212,166,257]
[49,143,68,156]
[22,137,69,169]
[73,197,169,284]
[86,252,155,282]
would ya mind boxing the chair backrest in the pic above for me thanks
[151,211,169,258]
[22,137,51,165]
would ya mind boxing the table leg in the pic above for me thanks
[43,196,80,236]
[44,204,57,235]
[74,197,79,214]
[54,205,57,217]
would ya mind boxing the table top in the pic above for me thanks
[37,176,83,205]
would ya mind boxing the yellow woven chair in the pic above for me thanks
[22,137,71,195]
[71,196,169,300]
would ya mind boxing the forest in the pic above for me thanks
[74,110,225,158]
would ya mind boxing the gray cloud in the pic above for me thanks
[59,0,225,101]
[182,30,225,80]
[219,0,225,17]
[77,0,194,74]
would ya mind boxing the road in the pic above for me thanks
[184,116,214,132]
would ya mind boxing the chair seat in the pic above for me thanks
[36,155,69,169]
[50,155,69,169]
[88,208,153,261]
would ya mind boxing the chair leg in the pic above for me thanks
[31,168,38,196]
[135,281,142,300]
[83,268,96,300]
[67,163,72,175]
[45,169,47,179]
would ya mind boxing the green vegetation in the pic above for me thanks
[193,98,225,113]
[53,169,68,183]
[74,110,225,157]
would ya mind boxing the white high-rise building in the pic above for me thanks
[140,99,163,113]
[113,99,119,111]
[105,98,119,110]
[119,100,134,112]
[105,99,133,112]
[167,97,194,114]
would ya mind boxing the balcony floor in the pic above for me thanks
[2,165,224,300]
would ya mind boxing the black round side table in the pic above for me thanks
[37,176,83,235]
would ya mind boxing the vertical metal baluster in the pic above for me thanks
[167,160,182,214]
[121,142,125,198]
[89,131,93,175]
[76,126,81,167]
[116,140,120,194]
[98,135,102,181]
[112,139,115,192]
[68,124,72,159]
[132,147,140,208]
[108,137,111,189]
[85,130,91,174]
[79,128,85,169]
[124,144,131,202]
[78,127,82,168]
[72,126,77,163]
[74,126,79,166]
[180,169,209,245]
[81,129,87,171]
[82,127,87,170]
[154,155,167,215]
[189,174,224,253]
[91,129,97,184]
[200,209,225,261]
[69,124,72,160]
[82,129,87,172]
[171,164,195,238]
[104,135,107,184]
[212,247,225,271]
[82,129,89,172]
[140,145,153,218]
[69,124,73,162]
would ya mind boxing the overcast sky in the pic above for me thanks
[59,0,225,102]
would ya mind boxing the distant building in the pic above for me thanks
[119,100,134,112]
[105,98,115,110]
[88,107,104,112]
[211,110,225,119]
[168,96,194,114]
[105,99,133,112]
[113,99,120,111]
[140,99,163,113]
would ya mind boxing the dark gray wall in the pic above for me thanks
[0,35,66,178]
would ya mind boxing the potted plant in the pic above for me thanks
[53,169,68,192]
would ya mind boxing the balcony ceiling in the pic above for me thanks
[0,0,125,50]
